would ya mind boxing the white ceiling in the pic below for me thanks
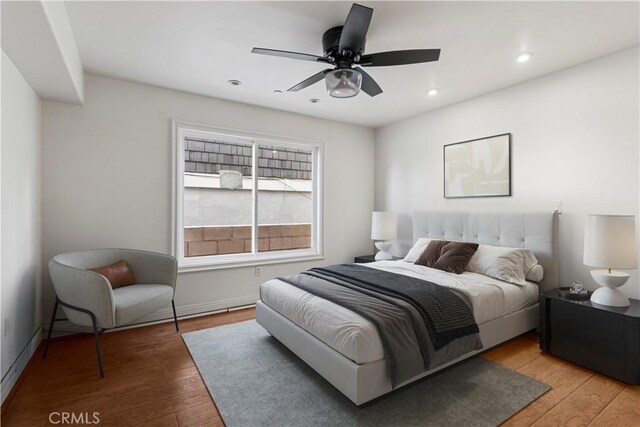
[65,1,639,128]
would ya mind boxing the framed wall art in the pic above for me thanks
[443,133,511,198]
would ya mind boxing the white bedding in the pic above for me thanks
[259,260,539,365]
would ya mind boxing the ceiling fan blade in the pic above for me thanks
[288,69,331,92]
[356,67,382,97]
[251,48,328,63]
[359,49,441,67]
[338,4,373,55]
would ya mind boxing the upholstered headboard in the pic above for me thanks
[413,211,559,292]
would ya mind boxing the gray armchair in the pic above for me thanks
[44,248,179,378]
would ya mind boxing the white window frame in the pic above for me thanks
[172,121,323,272]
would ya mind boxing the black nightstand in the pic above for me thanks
[354,255,402,264]
[540,289,640,385]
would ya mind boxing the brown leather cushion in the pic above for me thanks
[415,240,479,274]
[88,260,136,288]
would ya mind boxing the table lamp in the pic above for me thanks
[583,214,638,307]
[371,212,397,261]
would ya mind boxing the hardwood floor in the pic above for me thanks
[2,309,638,426]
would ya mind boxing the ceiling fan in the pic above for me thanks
[251,3,440,99]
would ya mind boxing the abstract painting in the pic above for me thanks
[444,133,511,198]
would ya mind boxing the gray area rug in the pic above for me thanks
[183,320,549,427]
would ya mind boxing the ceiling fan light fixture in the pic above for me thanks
[325,68,362,98]
[252,4,441,99]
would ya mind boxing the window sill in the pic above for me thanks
[178,251,324,273]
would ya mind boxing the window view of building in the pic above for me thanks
[182,136,314,260]
[257,146,313,253]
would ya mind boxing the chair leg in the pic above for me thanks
[43,299,59,359]
[50,298,106,378]
[172,300,179,332]
[89,313,105,379]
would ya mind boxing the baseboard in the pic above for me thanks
[48,294,259,334]
[1,327,42,405]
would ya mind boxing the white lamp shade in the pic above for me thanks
[371,212,397,241]
[584,214,638,269]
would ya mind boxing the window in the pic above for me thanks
[173,122,322,271]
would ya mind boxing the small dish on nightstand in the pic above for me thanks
[557,287,593,301]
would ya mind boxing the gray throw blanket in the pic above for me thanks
[309,264,479,350]
[278,264,482,386]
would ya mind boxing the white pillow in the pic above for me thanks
[467,245,543,285]
[403,238,434,263]
[526,264,544,282]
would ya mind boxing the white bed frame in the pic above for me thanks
[256,211,559,406]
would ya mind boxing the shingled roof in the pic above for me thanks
[184,138,312,180]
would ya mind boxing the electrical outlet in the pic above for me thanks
[3,318,9,338]
[255,266,262,276]
[552,200,562,214]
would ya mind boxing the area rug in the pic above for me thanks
[182,320,549,427]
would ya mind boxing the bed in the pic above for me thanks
[256,211,559,405]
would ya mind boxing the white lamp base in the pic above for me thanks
[590,269,630,307]
[374,241,393,261]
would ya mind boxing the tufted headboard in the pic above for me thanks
[413,211,559,293]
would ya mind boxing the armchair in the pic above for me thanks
[43,248,179,378]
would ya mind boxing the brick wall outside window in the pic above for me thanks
[185,223,311,257]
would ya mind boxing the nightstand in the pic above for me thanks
[353,255,402,264]
[540,289,640,385]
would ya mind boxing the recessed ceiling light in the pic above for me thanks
[427,88,439,96]
[228,79,242,86]
[516,52,533,63]
[273,90,283,94]
[309,98,320,104]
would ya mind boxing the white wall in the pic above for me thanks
[185,188,312,226]
[1,51,42,394]
[41,75,374,323]
[375,47,640,299]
